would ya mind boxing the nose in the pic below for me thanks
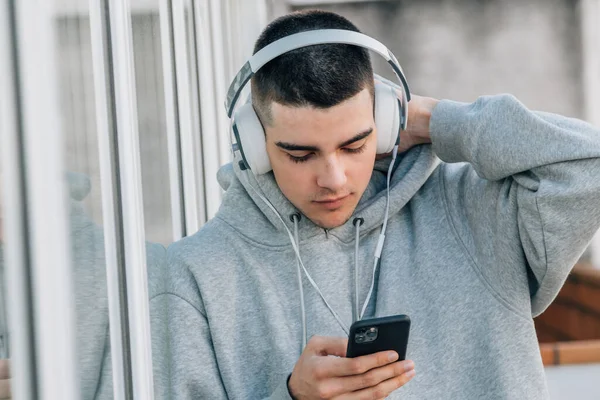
[316,154,347,191]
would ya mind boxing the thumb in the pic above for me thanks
[308,336,348,357]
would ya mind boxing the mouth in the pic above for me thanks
[313,194,351,210]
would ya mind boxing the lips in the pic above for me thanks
[315,196,346,203]
[313,194,350,210]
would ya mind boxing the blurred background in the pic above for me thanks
[0,0,599,399]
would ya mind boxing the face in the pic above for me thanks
[265,88,376,229]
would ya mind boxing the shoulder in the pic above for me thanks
[414,160,472,195]
[145,241,167,298]
[435,160,487,193]
[167,217,232,268]
[149,228,221,312]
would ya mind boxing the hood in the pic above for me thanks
[216,144,440,246]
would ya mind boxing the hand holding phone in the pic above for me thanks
[287,329,415,399]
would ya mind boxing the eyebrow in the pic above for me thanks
[275,128,374,152]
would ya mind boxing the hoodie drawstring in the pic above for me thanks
[291,213,307,350]
[292,214,365,351]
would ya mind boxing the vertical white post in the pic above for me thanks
[208,0,232,182]
[195,0,222,219]
[223,0,237,79]
[108,0,155,397]
[581,0,600,268]
[159,0,186,240]
[15,0,79,398]
[89,0,128,398]
[171,0,202,233]
[0,1,36,399]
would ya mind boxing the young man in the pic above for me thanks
[153,9,600,399]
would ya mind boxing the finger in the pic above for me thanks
[307,336,348,357]
[305,362,413,400]
[341,369,416,400]
[0,361,9,380]
[334,360,414,393]
[0,379,11,399]
[326,351,401,378]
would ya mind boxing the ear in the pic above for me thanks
[232,103,273,175]
[374,82,401,154]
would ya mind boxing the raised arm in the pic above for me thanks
[429,94,600,316]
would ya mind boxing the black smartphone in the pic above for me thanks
[346,314,410,359]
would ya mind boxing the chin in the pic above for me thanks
[310,210,354,229]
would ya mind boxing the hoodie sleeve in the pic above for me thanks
[430,94,600,317]
[150,294,294,400]
[150,293,229,399]
[151,244,294,400]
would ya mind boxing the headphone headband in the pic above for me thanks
[224,29,411,123]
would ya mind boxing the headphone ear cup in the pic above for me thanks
[232,103,272,175]
[374,82,401,154]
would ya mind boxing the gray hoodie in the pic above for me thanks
[153,94,600,399]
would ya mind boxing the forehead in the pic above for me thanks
[268,88,374,144]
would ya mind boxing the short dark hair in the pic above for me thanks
[251,10,375,126]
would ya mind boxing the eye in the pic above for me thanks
[287,152,314,163]
[343,143,367,154]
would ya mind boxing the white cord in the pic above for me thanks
[359,144,398,320]
[292,215,308,349]
[354,221,361,322]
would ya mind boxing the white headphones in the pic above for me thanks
[224,29,411,175]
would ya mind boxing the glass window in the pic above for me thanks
[131,6,174,246]
[54,3,115,398]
